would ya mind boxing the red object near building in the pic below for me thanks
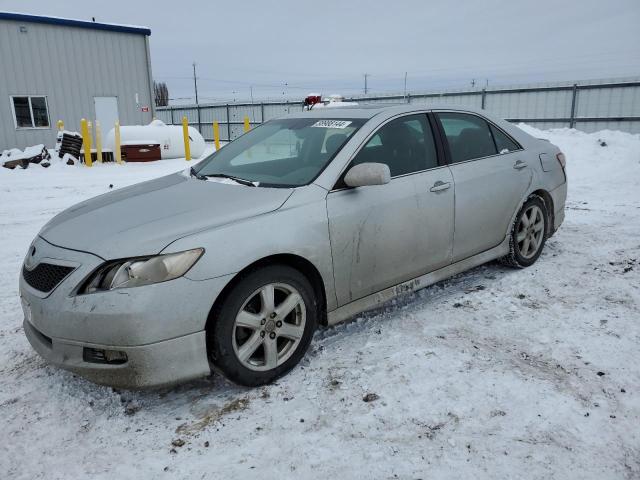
[121,143,161,162]
[303,94,322,109]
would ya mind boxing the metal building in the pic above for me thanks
[0,12,154,151]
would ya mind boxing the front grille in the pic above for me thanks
[22,263,75,293]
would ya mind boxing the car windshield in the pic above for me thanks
[193,117,365,187]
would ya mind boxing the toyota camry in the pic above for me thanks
[20,104,567,388]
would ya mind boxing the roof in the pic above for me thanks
[285,103,488,119]
[287,104,409,119]
[0,11,151,36]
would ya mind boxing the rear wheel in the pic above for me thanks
[501,196,548,268]
[208,265,317,386]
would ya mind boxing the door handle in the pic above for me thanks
[430,181,451,192]
[513,160,528,170]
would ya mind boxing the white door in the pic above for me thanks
[94,96,119,130]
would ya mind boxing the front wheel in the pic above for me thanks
[208,265,317,387]
[501,196,548,268]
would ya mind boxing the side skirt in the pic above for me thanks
[326,236,510,326]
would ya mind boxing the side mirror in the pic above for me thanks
[344,162,391,188]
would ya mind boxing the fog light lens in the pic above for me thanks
[83,347,128,365]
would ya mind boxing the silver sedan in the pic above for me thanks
[20,105,567,388]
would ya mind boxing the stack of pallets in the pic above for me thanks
[56,131,83,163]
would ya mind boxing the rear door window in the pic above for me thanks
[437,112,497,163]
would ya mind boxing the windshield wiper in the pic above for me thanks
[190,167,206,180]
[203,173,258,187]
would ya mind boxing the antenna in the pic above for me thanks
[363,73,370,95]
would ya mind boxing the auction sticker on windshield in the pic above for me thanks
[311,120,352,129]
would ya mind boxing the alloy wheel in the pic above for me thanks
[232,283,306,371]
[516,205,545,259]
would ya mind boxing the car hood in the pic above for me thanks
[39,172,293,259]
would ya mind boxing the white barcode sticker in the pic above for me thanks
[311,120,352,129]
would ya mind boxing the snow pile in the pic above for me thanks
[519,124,640,189]
[0,128,639,479]
[1,145,51,169]
[1,145,46,162]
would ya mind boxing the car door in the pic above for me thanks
[327,113,454,306]
[435,111,532,262]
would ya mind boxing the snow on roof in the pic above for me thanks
[0,11,151,36]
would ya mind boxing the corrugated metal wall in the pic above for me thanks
[157,78,640,141]
[0,19,154,150]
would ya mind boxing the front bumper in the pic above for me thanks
[20,236,235,388]
[24,318,210,388]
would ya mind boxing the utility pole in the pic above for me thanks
[363,73,369,95]
[193,62,201,134]
[192,62,199,104]
[250,86,255,123]
[403,72,408,99]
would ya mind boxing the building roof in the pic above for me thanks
[0,11,151,36]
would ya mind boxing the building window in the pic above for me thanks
[11,96,50,128]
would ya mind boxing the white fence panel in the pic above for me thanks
[157,78,640,140]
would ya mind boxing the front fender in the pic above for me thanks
[161,185,337,310]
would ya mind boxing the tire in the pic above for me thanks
[208,265,317,387]
[500,196,548,268]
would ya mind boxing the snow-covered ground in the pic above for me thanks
[1,129,639,479]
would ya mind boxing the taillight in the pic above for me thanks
[556,152,566,169]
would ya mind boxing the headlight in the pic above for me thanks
[80,248,204,293]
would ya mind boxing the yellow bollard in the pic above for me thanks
[95,121,103,164]
[213,121,220,151]
[243,116,250,133]
[88,121,93,146]
[80,118,92,167]
[114,121,123,164]
[182,116,191,161]
[57,120,64,131]
[87,121,94,163]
